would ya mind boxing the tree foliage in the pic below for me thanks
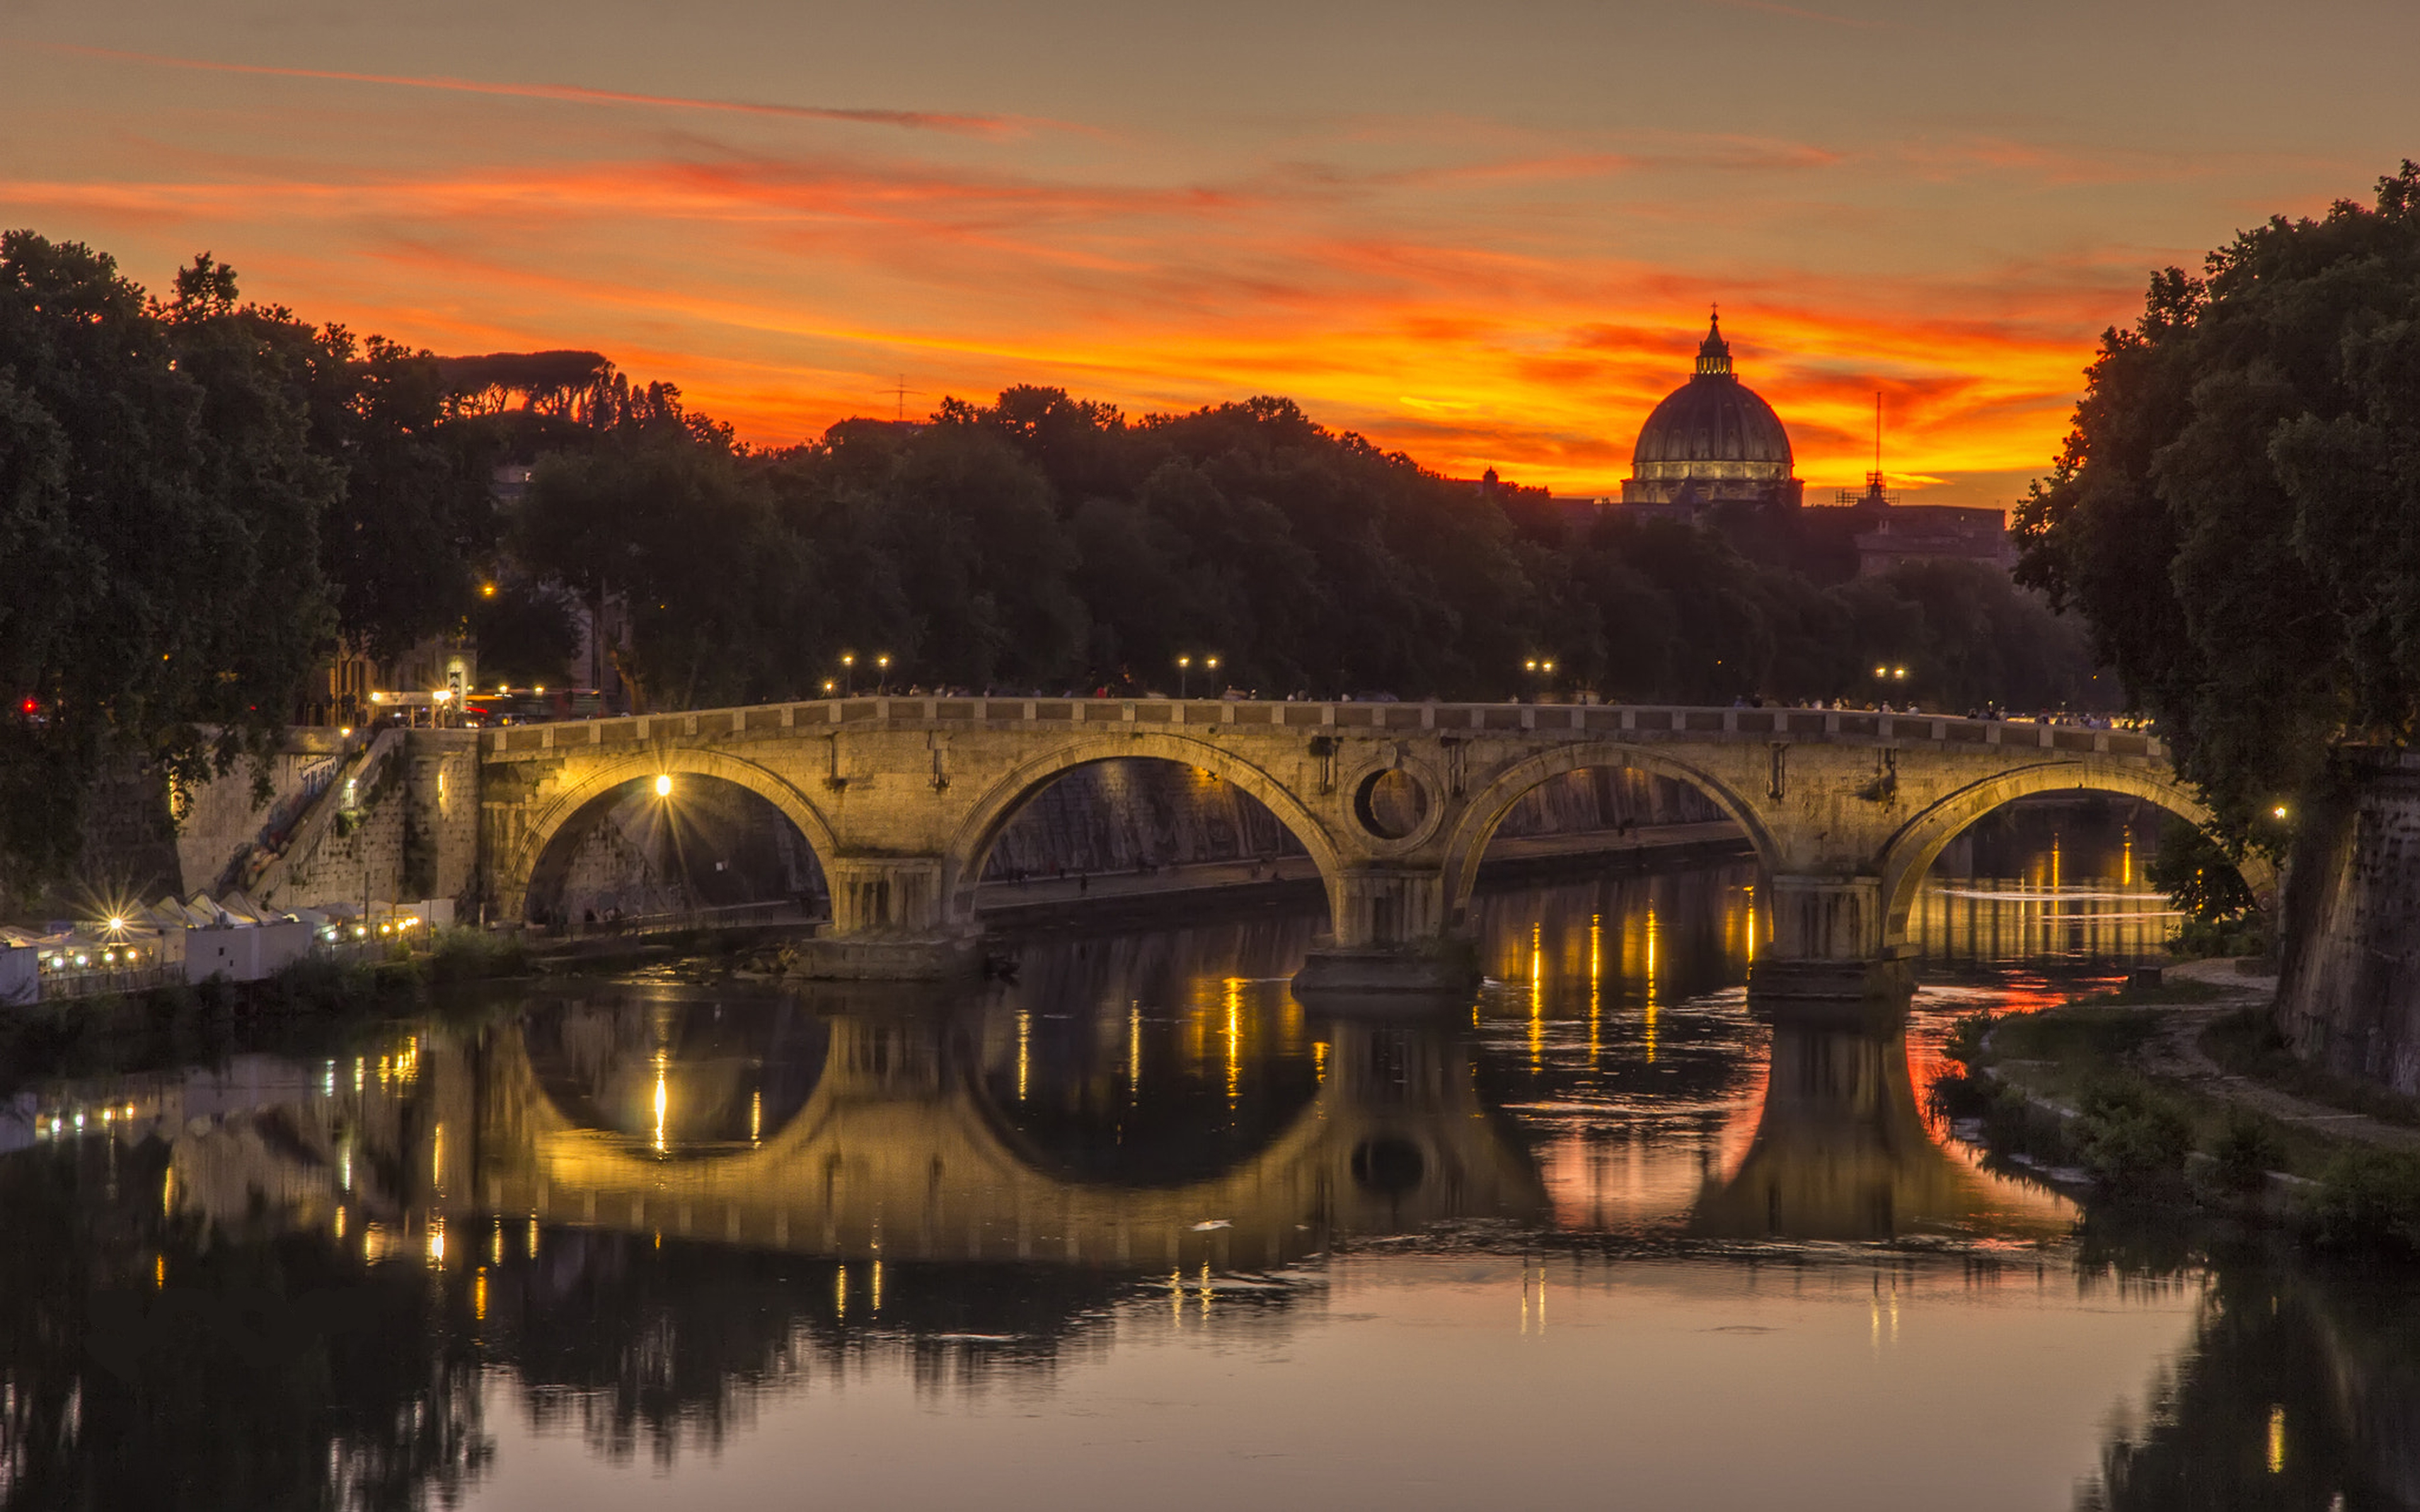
[0,234,337,888]
[2016,163,2420,840]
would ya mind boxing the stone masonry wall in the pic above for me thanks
[282,760,408,912]
[173,731,349,896]
[2276,753,2420,1094]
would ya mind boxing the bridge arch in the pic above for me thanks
[1438,743,1783,924]
[502,747,840,924]
[940,731,1348,925]
[1876,760,2275,945]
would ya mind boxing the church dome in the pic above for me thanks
[1630,313,1794,471]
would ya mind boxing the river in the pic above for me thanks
[2,808,2412,1511]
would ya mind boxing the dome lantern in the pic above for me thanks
[1694,309,1733,378]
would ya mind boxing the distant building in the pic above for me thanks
[1835,475,2014,576]
[1619,312,1804,515]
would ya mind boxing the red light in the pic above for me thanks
[16,698,34,716]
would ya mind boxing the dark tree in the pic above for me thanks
[2016,163,2420,841]
[0,236,337,890]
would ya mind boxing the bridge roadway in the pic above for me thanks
[478,697,2255,995]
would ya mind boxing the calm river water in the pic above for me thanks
[4,810,2414,1511]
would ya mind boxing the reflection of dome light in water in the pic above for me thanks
[1588,914,1603,1062]
[653,1050,668,1154]
[1644,907,1660,1065]
[1529,923,1545,1074]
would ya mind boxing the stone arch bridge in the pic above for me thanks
[478,696,2252,994]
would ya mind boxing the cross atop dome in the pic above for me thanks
[1695,307,1733,378]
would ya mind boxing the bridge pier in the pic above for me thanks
[790,856,981,981]
[1292,867,1480,999]
[1748,873,1911,1017]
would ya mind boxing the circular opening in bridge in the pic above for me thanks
[1350,1137,1425,1197]
[1352,769,1431,841]
[523,773,828,931]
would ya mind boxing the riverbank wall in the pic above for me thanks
[2276,750,2420,1095]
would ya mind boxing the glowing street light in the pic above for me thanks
[655,774,673,798]
[1177,655,1192,699]
[875,653,893,694]
[2273,804,2290,820]
[839,651,856,696]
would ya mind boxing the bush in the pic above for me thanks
[2313,1148,2420,1254]
[2074,1075,2192,1196]
[1942,1011,1996,1068]
[429,926,527,983]
[2170,915,2269,960]
[2209,1109,2284,1192]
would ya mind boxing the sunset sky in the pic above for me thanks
[4,1,2415,503]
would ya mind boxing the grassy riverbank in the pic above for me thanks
[1940,963,2420,1253]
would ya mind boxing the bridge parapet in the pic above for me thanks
[480,696,2168,764]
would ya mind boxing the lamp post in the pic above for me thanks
[839,651,856,697]
[1524,657,1557,701]
[875,653,892,695]
[1205,655,1221,696]
[1176,655,1192,699]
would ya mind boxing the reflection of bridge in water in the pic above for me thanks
[120,978,2073,1272]
[469,988,1548,1272]
[1690,1014,2071,1242]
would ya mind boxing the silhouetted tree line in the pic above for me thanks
[0,227,2099,887]
[521,388,2097,716]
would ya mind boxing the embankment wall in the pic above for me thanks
[2276,752,2420,1094]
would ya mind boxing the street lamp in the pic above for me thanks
[875,653,892,695]
[1206,655,1221,695]
[1177,655,1192,699]
[655,774,673,798]
[839,651,856,696]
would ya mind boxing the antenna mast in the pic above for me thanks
[1871,391,1883,491]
